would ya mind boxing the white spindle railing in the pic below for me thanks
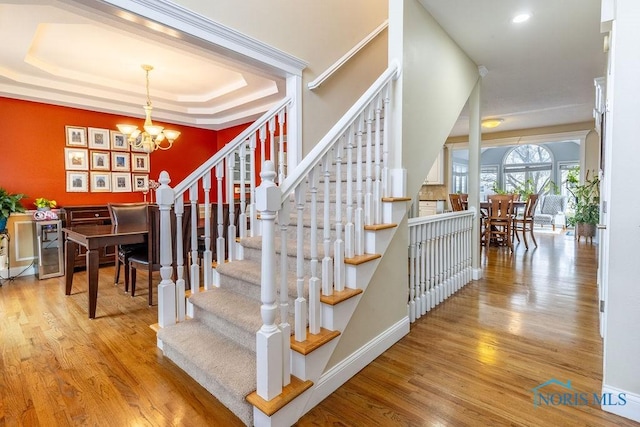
[254,62,400,399]
[407,210,475,323]
[156,97,292,327]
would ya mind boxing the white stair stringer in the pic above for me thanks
[252,198,411,427]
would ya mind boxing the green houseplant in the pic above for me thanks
[34,197,57,210]
[567,170,600,238]
[0,187,26,231]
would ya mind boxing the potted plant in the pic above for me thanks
[34,197,57,211]
[0,187,26,231]
[567,170,600,239]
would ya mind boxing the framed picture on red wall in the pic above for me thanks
[111,152,130,172]
[112,173,132,192]
[110,130,130,151]
[65,126,87,147]
[64,148,88,170]
[90,151,110,170]
[133,174,149,192]
[88,128,110,149]
[90,172,111,192]
[131,153,149,172]
[66,171,88,192]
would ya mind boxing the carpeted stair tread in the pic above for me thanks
[190,287,263,338]
[158,320,255,425]
[216,259,302,297]
[241,235,322,260]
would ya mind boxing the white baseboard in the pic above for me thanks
[601,384,640,423]
[302,316,410,414]
[0,265,36,281]
[472,268,483,280]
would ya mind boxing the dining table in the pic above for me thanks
[63,224,148,319]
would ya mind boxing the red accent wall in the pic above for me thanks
[0,97,249,209]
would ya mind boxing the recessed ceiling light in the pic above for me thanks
[481,118,504,129]
[512,13,531,24]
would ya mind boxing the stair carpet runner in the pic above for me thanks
[158,160,375,426]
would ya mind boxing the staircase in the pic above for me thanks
[153,63,410,426]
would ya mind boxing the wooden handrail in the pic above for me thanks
[307,20,388,90]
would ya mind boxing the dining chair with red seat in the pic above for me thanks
[513,193,540,250]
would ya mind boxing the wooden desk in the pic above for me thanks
[63,224,147,319]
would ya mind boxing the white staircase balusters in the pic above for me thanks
[215,164,225,268]
[155,97,292,328]
[345,129,355,259]
[321,155,333,297]
[277,112,286,184]
[364,105,373,226]
[294,183,307,342]
[173,198,187,322]
[202,172,214,289]
[409,225,417,322]
[259,124,267,171]
[268,117,276,166]
[249,134,258,236]
[373,96,383,224]
[188,184,200,296]
[334,139,345,292]
[355,118,365,256]
[255,161,284,400]
[238,143,247,260]
[227,152,236,263]
[308,167,321,334]
[278,198,291,387]
[381,85,391,198]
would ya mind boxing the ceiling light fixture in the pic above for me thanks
[481,118,504,129]
[117,65,180,153]
[512,13,531,24]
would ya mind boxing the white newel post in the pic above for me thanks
[256,161,284,400]
[157,171,176,328]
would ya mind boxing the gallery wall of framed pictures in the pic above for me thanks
[64,126,150,193]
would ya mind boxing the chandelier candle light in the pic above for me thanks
[117,65,180,153]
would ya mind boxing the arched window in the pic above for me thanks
[503,144,553,194]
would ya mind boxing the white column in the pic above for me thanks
[468,76,483,280]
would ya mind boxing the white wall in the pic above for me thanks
[602,0,640,421]
[171,0,389,155]
[391,0,479,197]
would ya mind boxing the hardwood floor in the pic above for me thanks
[298,232,638,426]
[0,232,636,426]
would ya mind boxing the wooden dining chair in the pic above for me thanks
[107,202,149,292]
[128,205,192,306]
[484,194,515,250]
[513,193,540,250]
[449,194,465,212]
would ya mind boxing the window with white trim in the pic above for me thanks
[503,144,553,194]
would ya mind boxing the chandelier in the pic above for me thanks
[116,65,180,153]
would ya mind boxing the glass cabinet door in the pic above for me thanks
[34,220,64,279]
